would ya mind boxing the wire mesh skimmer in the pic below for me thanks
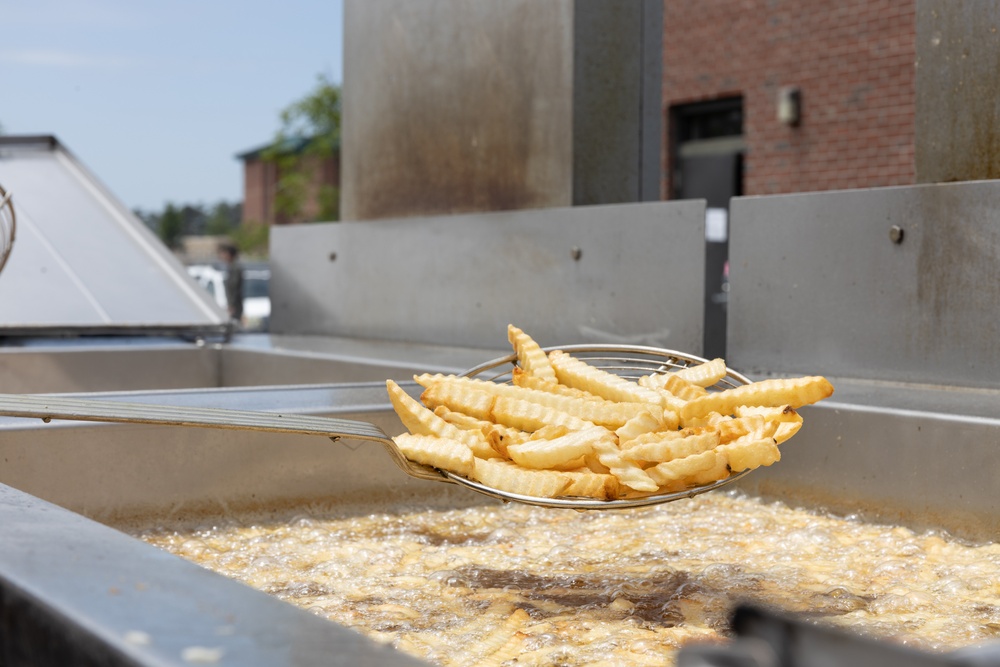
[0,184,15,276]
[0,344,754,510]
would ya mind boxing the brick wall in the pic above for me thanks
[663,0,916,196]
[241,154,339,226]
[241,158,275,226]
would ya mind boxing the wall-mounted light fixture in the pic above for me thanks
[777,86,802,126]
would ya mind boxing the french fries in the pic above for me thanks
[388,326,834,502]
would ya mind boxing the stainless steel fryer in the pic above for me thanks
[1,182,999,666]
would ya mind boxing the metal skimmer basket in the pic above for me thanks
[452,343,758,510]
[0,344,759,511]
[462,344,751,389]
[0,184,14,276]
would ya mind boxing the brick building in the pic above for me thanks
[238,138,340,226]
[662,0,916,203]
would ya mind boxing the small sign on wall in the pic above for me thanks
[706,207,728,243]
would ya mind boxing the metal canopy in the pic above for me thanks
[0,136,226,336]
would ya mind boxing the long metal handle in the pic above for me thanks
[0,393,450,484]
[0,393,389,441]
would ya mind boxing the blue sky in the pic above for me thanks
[1,0,343,212]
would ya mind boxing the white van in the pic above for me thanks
[186,263,270,331]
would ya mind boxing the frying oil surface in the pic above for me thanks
[135,492,1000,666]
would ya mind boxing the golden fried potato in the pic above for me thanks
[614,410,665,443]
[646,450,724,487]
[714,415,766,444]
[472,458,571,498]
[621,429,721,464]
[637,372,707,401]
[508,324,557,382]
[507,426,607,470]
[561,469,620,500]
[528,424,573,440]
[549,350,664,406]
[590,437,659,493]
[420,382,495,421]
[386,325,832,502]
[391,433,475,477]
[512,368,605,402]
[680,376,834,421]
[719,435,781,472]
[387,380,496,459]
[674,357,729,387]
[484,423,531,457]
[416,373,660,430]
[490,396,597,433]
[774,419,803,444]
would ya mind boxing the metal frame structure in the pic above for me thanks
[0,135,227,339]
[270,200,707,352]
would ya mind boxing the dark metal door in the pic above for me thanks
[677,150,742,359]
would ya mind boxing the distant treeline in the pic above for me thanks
[134,201,243,248]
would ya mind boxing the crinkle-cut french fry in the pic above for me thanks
[411,373,444,389]
[391,433,475,477]
[561,469,620,500]
[774,419,803,444]
[387,381,496,459]
[484,423,531,458]
[433,405,492,433]
[507,425,608,470]
[649,387,686,419]
[614,410,665,443]
[660,409,681,431]
[646,450,723,487]
[681,410,728,429]
[508,324,558,382]
[656,451,731,492]
[718,436,781,472]
[735,405,804,444]
[416,373,659,430]
[490,396,597,432]
[420,382,495,421]
[549,455,588,471]
[512,368,606,403]
[583,454,612,474]
[679,376,834,421]
[433,406,509,459]
[674,358,729,387]
[686,453,731,485]
[714,415,766,444]
[590,436,659,493]
[621,427,695,450]
[472,458,571,498]
[621,429,721,464]
[506,429,597,470]
[752,417,779,441]
[529,424,573,440]
[637,372,707,401]
[734,404,802,422]
[548,350,665,407]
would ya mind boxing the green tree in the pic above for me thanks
[231,222,270,257]
[158,203,183,249]
[264,73,341,222]
[205,201,242,236]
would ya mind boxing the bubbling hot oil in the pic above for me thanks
[135,492,1000,666]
